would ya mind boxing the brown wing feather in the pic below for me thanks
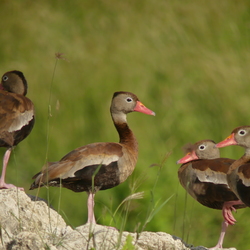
[238,163,250,186]
[0,90,34,146]
[191,158,234,184]
[31,142,123,188]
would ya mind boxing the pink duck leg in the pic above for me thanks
[0,148,24,190]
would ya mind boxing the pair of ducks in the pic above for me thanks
[177,129,250,249]
[0,70,155,225]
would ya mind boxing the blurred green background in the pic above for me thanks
[1,0,250,249]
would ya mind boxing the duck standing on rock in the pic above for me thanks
[177,140,246,249]
[0,70,35,190]
[30,91,155,224]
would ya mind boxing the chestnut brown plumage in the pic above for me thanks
[30,91,155,224]
[216,126,250,207]
[177,140,245,249]
[0,70,35,190]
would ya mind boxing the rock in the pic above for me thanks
[0,189,70,250]
[0,189,237,250]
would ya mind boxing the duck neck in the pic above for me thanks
[229,150,250,173]
[112,112,138,151]
[115,122,138,150]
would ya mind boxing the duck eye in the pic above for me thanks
[2,75,8,81]
[126,97,133,103]
[238,130,246,136]
[199,145,206,150]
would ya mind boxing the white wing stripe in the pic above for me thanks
[8,110,34,132]
[62,154,119,178]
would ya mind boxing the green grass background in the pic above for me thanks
[1,0,250,249]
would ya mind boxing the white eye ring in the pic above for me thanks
[2,75,8,81]
[126,97,133,103]
[198,144,206,150]
[238,129,246,136]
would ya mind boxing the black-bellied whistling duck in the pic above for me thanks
[30,91,155,224]
[0,70,35,190]
[216,126,250,207]
[177,140,246,249]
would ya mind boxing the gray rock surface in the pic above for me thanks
[0,189,237,250]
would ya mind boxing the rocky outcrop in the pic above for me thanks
[0,189,236,250]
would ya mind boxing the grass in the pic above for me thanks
[1,0,250,249]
